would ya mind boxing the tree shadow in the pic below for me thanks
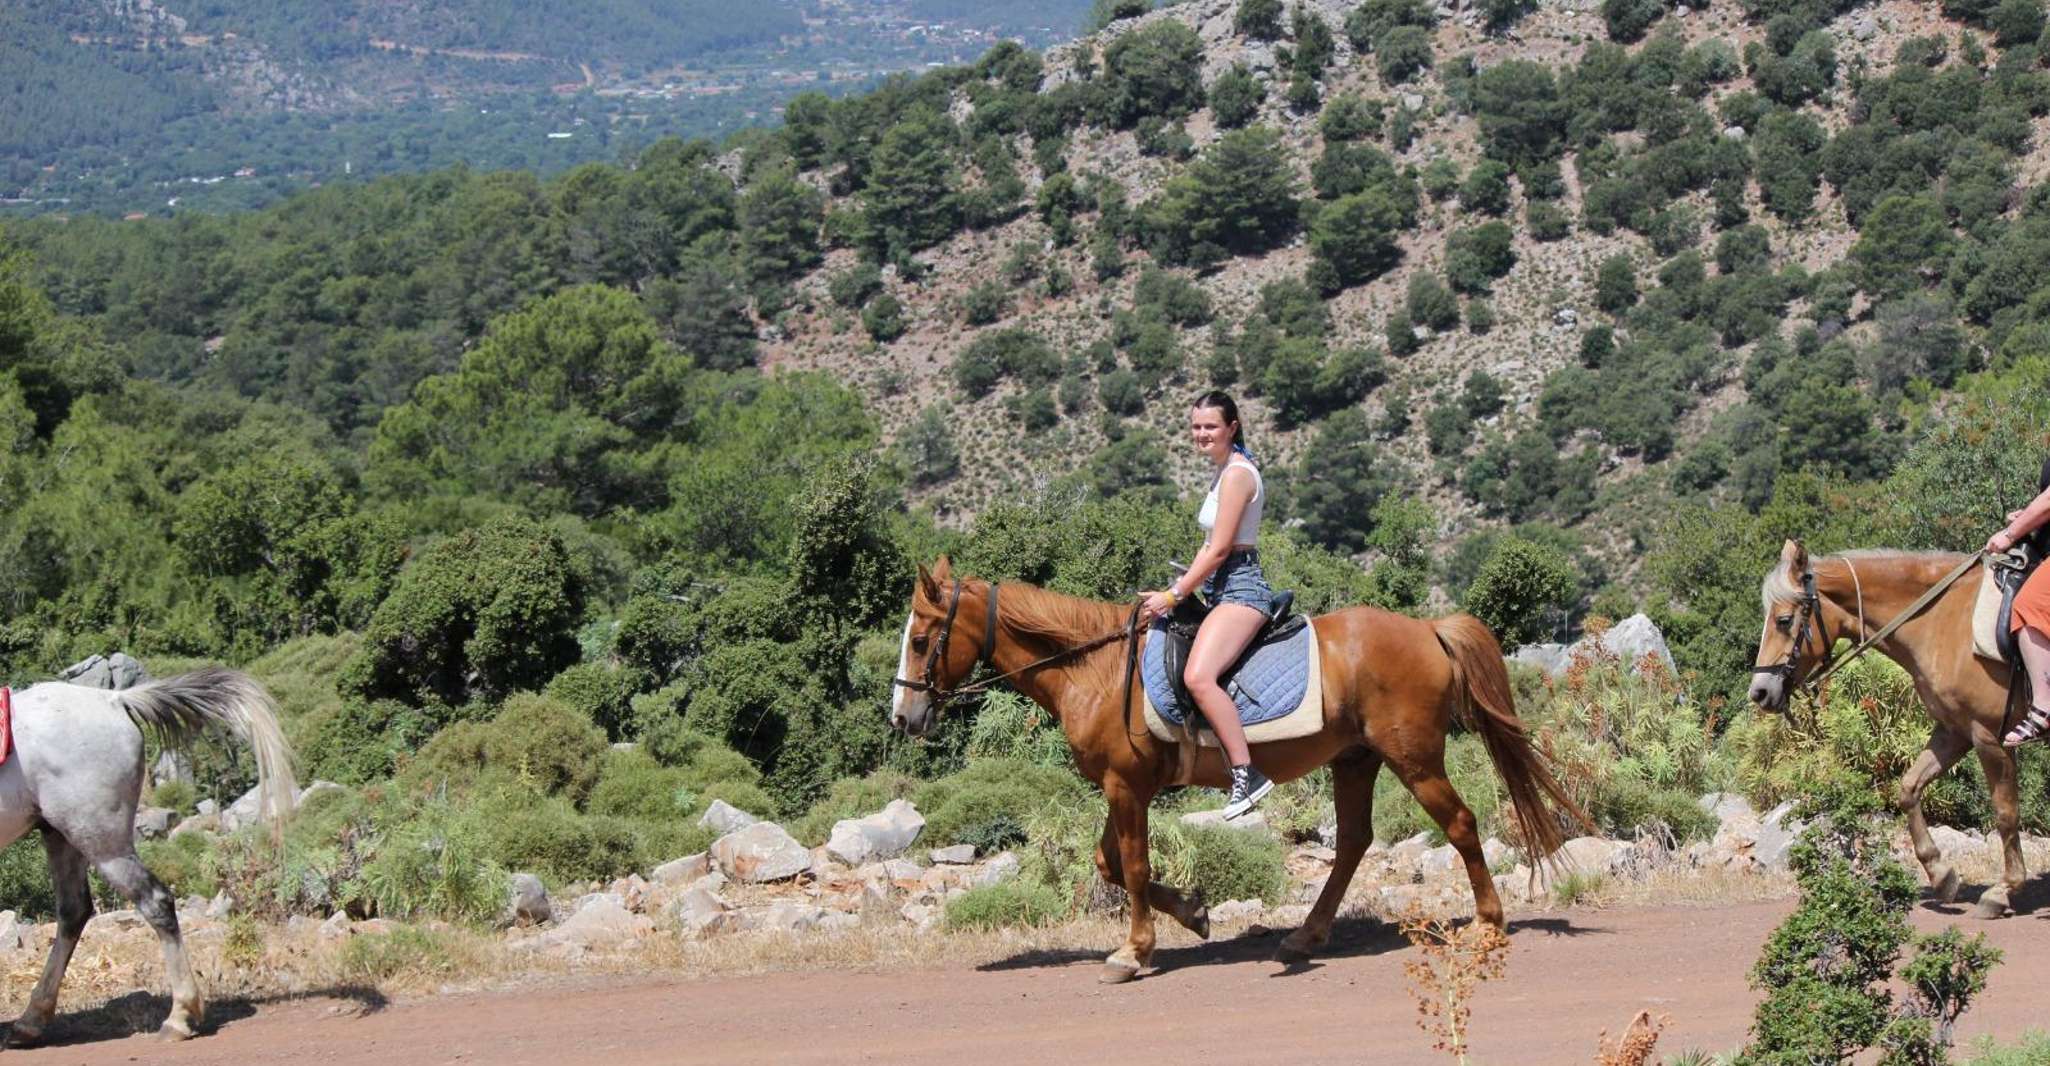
[7,984,388,1048]
[977,913,1610,979]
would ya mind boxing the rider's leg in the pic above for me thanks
[2005,625,2050,745]
[1184,605,1266,766]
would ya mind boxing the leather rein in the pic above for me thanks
[892,578,1141,711]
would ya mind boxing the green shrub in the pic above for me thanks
[946,881,1067,929]
[1738,794,2001,1063]
[585,749,697,822]
[138,832,219,900]
[863,292,907,342]
[828,263,884,309]
[472,794,645,884]
[0,840,58,919]
[358,801,510,924]
[1462,537,1575,646]
[914,758,1088,848]
[1153,823,1289,903]
[545,662,648,742]
[960,281,1010,325]
[408,692,608,804]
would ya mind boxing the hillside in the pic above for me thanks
[759,0,2040,580]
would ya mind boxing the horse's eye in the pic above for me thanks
[911,634,929,653]
[1775,615,1793,632]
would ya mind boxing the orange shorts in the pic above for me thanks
[2013,564,2050,633]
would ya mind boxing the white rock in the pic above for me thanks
[975,851,1021,887]
[1265,903,1311,926]
[669,887,730,937]
[759,901,826,932]
[698,800,761,835]
[87,910,145,935]
[880,857,925,882]
[170,813,220,839]
[1699,792,1757,825]
[0,911,26,952]
[1930,825,1985,855]
[1556,836,1628,874]
[206,892,233,919]
[540,894,653,949]
[930,844,977,865]
[652,853,710,886]
[319,912,352,940]
[508,873,551,925]
[196,799,217,817]
[1210,899,1264,924]
[133,806,174,840]
[1179,808,1273,835]
[826,799,926,866]
[1481,838,1517,869]
[711,821,811,883]
[1420,843,1462,875]
[819,911,861,932]
[900,901,940,930]
[1722,125,1747,141]
[1513,615,1676,679]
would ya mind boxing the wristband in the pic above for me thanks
[1163,587,1180,606]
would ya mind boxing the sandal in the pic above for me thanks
[2004,706,2050,747]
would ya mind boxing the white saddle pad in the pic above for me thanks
[1141,618,1326,746]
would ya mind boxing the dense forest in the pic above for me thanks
[2,0,2050,922]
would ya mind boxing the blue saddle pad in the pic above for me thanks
[1141,621,1314,730]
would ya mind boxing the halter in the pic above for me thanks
[892,578,999,708]
[1753,568,1832,695]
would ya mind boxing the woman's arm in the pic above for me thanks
[1142,467,1257,620]
[1987,484,2050,552]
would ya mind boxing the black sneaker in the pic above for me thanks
[1222,764,1272,820]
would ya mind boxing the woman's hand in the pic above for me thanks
[1140,590,1178,624]
[1987,529,2017,553]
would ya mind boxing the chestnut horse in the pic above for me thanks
[891,558,1589,982]
[1749,540,2026,917]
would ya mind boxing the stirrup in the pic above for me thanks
[2004,706,2050,747]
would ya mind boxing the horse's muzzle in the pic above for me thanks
[1748,676,1787,713]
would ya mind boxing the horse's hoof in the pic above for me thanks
[1934,868,1962,904]
[1974,893,2011,920]
[1188,903,1211,940]
[6,1022,44,1048]
[160,1019,197,1041]
[1099,960,1141,984]
[1274,942,1312,965]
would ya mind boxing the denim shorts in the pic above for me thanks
[1203,550,1274,614]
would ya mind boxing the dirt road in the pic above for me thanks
[14,896,2050,1065]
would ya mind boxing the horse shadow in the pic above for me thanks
[1920,876,2050,918]
[978,913,1609,980]
[5,984,388,1048]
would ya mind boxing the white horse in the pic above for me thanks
[1,666,295,1043]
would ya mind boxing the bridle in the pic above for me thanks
[893,578,999,709]
[1753,568,1832,697]
[892,577,1142,716]
[1753,551,1984,702]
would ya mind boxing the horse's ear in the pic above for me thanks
[1780,539,1809,573]
[917,563,939,603]
[932,556,954,583]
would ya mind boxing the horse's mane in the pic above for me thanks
[993,580,1129,643]
[1759,549,1972,608]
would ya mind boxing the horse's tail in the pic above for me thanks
[1432,614,1593,862]
[117,666,299,835]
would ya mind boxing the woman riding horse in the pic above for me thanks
[1138,390,1274,819]
[1984,468,2050,745]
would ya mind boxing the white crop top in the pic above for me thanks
[1197,455,1263,546]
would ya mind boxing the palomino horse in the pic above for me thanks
[1,667,296,1042]
[891,559,1589,982]
[1750,540,2025,918]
